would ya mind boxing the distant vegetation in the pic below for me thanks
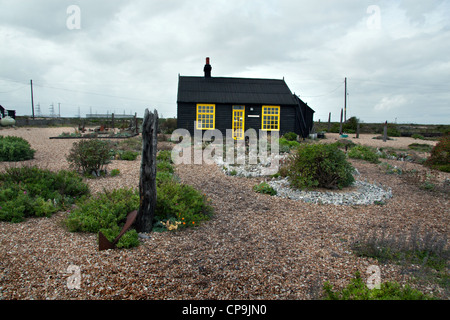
[315,120,450,138]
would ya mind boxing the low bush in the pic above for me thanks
[65,188,139,233]
[99,226,140,249]
[0,136,36,161]
[279,138,300,153]
[157,161,174,174]
[253,182,277,196]
[348,145,380,164]
[155,178,213,230]
[412,134,425,140]
[283,132,298,141]
[352,225,449,272]
[323,272,434,300]
[0,167,89,223]
[120,150,139,161]
[424,134,450,172]
[157,150,173,163]
[285,143,355,190]
[66,139,111,175]
[408,143,433,153]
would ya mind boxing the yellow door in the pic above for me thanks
[232,106,245,140]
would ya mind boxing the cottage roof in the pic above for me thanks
[177,76,299,105]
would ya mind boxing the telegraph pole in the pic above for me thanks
[344,77,347,123]
[30,80,35,119]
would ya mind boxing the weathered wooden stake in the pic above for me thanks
[328,112,331,132]
[356,123,360,139]
[135,109,158,233]
[383,121,388,142]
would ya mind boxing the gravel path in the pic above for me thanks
[0,127,449,300]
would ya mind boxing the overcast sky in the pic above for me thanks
[1,0,449,124]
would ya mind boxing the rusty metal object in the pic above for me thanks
[98,210,138,251]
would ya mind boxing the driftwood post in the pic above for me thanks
[136,109,158,233]
[356,122,360,139]
[328,112,331,132]
[383,121,388,142]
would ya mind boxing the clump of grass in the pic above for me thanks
[408,143,433,153]
[323,272,434,300]
[348,145,380,164]
[253,182,277,196]
[352,225,448,271]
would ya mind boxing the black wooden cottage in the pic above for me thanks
[176,58,314,140]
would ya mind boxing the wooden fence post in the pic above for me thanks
[328,112,331,132]
[356,122,360,139]
[383,121,388,142]
[136,108,158,233]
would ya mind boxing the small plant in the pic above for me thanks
[0,136,36,162]
[408,143,433,153]
[253,182,277,196]
[348,145,380,164]
[99,226,139,249]
[279,138,300,153]
[323,272,434,300]
[412,134,425,140]
[65,188,139,233]
[157,150,173,163]
[352,225,449,272]
[120,150,139,161]
[286,143,355,190]
[379,162,403,175]
[283,132,298,141]
[424,134,450,172]
[157,160,174,174]
[110,169,120,177]
[66,139,112,176]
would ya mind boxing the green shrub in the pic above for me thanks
[279,138,300,153]
[286,143,355,190]
[157,161,174,174]
[424,135,450,172]
[0,136,36,161]
[283,132,298,141]
[408,143,433,153]
[99,226,139,249]
[348,145,380,164]
[65,188,139,233]
[412,134,425,140]
[110,169,120,177]
[120,150,139,161]
[155,178,214,229]
[0,167,89,223]
[66,139,112,175]
[323,272,434,300]
[157,150,173,163]
[253,182,277,196]
[387,125,401,137]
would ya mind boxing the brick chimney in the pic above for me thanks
[204,57,212,78]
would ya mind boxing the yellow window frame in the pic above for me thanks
[232,106,245,140]
[261,105,280,131]
[196,104,215,130]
